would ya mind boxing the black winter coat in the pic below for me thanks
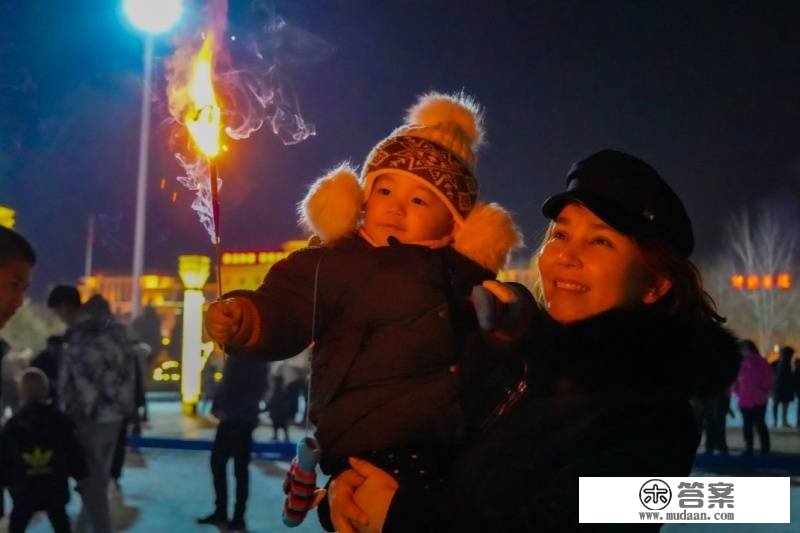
[0,402,87,507]
[772,352,795,403]
[212,354,268,425]
[230,236,492,473]
[386,303,740,532]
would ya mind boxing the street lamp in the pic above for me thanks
[178,254,210,413]
[123,0,182,34]
[125,0,183,318]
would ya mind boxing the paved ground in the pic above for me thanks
[6,448,321,533]
[0,396,797,532]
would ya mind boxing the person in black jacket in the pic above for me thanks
[196,354,269,532]
[267,374,296,441]
[772,346,795,428]
[792,348,800,429]
[1,368,87,533]
[329,149,741,533]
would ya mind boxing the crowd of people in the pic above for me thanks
[0,230,145,532]
[698,340,800,457]
[1,91,799,532]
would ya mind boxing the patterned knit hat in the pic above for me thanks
[361,92,484,223]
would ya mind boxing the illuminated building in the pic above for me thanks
[78,272,184,318]
[0,206,16,229]
[729,272,793,291]
[218,240,307,291]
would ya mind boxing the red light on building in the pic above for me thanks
[730,273,792,291]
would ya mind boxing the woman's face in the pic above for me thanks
[538,203,659,324]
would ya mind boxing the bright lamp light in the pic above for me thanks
[124,0,182,34]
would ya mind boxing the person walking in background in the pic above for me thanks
[197,354,268,532]
[697,390,732,455]
[0,368,86,533]
[772,345,795,428]
[46,284,82,332]
[110,340,148,494]
[792,347,800,429]
[199,359,220,414]
[59,294,136,533]
[732,340,772,456]
[29,285,83,410]
[266,374,296,441]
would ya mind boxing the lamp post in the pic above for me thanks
[178,254,210,413]
[124,0,183,318]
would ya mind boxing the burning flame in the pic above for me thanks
[185,34,221,158]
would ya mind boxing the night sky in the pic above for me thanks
[2,0,799,299]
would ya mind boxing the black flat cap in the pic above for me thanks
[542,149,694,256]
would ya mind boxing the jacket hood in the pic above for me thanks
[297,163,523,273]
[539,307,741,399]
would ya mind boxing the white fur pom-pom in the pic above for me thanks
[297,163,362,242]
[454,202,524,272]
[405,91,484,150]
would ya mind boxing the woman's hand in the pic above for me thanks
[349,457,399,533]
[329,468,369,533]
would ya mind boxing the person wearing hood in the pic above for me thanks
[329,149,741,533]
[205,92,522,528]
[0,368,87,533]
[58,294,136,533]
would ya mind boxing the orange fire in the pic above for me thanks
[185,34,221,158]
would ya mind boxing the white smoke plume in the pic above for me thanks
[166,0,332,242]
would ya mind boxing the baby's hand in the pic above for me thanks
[481,280,519,304]
[472,281,518,332]
[205,298,245,345]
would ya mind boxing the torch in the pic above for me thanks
[185,33,224,297]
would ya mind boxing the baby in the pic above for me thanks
[206,92,521,525]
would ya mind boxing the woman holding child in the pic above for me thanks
[328,149,742,532]
[205,90,741,531]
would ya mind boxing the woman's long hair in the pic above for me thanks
[531,220,724,323]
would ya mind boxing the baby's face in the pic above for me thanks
[362,172,455,246]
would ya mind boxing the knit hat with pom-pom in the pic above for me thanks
[361,91,484,223]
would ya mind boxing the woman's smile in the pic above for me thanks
[553,279,590,293]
